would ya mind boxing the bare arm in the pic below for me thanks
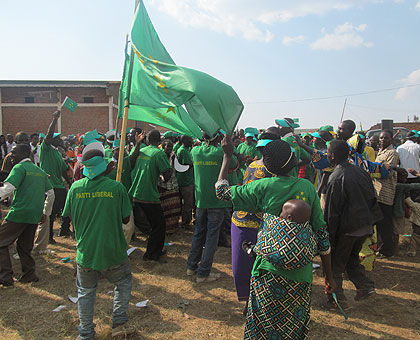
[294,134,315,155]
[129,131,146,168]
[161,168,173,182]
[320,253,336,294]
[62,170,72,187]
[45,111,61,145]
[218,135,234,181]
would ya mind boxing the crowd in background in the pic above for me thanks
[0,111,419,339]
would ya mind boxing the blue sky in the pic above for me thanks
[1,0,420,130]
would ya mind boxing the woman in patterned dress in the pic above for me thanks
[230,130,279,313]
[158,139,181,233]
[216,136,336,340]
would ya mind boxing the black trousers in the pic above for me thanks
[134,202,166,260]
[376,202,395,257]
[49,188,71,238]
[330,233,374,300]
[0,220,38,284]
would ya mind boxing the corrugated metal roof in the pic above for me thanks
[0,80,120,88]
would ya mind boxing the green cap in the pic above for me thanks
[83,129,101,145]
[163,131,175,138]
[82,156,107,179]
[319,125,334,132]
[112,139,124,148]
[275,118,300,129]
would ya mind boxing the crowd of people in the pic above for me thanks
[0,111,419,340]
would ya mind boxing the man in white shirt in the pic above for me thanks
[6,134,16,153]
[397,131,420,183]
[30,133,40,166]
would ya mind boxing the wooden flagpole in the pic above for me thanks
[116,3,139,182]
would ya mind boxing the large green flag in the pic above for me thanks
[118,0,244,138]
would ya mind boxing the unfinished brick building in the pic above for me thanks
[0,80,157,137]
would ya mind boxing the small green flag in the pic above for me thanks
[62,96,78,112]
[118,0,243,138]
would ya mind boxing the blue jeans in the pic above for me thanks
[187,208,226,278]
[76,260,132,340]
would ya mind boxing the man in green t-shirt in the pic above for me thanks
[0,144,54,287]
[176,135,194,227]
[62,145,135,339]
[275,117,311,178]
[106,132,145,245]
[104,130,116,159]
[39,110,72,243]
[130,130,172,262]
[236,130,261,179]
[187,133,233,283]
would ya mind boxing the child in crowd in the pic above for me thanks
[242,199,312,257]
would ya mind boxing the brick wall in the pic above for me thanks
[61,106,109,135]
[61,87,108,104]
[1,82,170,137]
[1,87,57,104]
[2,107,57,136]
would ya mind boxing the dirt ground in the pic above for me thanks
[1,225,419,340]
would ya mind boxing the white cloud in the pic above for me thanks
[148,0,394,43]
[311,23,373,50]
[282,35,305,46]
[396,69,420,99]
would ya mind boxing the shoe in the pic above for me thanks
[48,238,57,245]
[76,334,95,340]
[143,256,167,264]
[242,241,256,259]
[354,288,376,301]
[36,249,56,256]
[196,272,221,283]
[407,250,416,257]
[324,299,350,311]
[112,323,135,337]
[12,253,20,260]
[0,280,14,288]
[17,275,39,284]
[186,269,196,276]
[58,230,71,237]
[376,252,392,259]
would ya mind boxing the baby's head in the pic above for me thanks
[280,199,311,224]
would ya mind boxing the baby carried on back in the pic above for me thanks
[243,199,318,270]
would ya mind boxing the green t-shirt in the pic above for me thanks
[236,142,261,179]
[230,176,326,283]
[105,156,132,194]
[129,145,171,202]
[173,142,181,154]
[104,145,113,159]
[236,142,261,161]
[176,145,194,187]
[62,176,132,270]
[5,161,52,224]
[282,136,311,178]
[39,141,68,189]
[191,144,233,209]
[129,143,147,156]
